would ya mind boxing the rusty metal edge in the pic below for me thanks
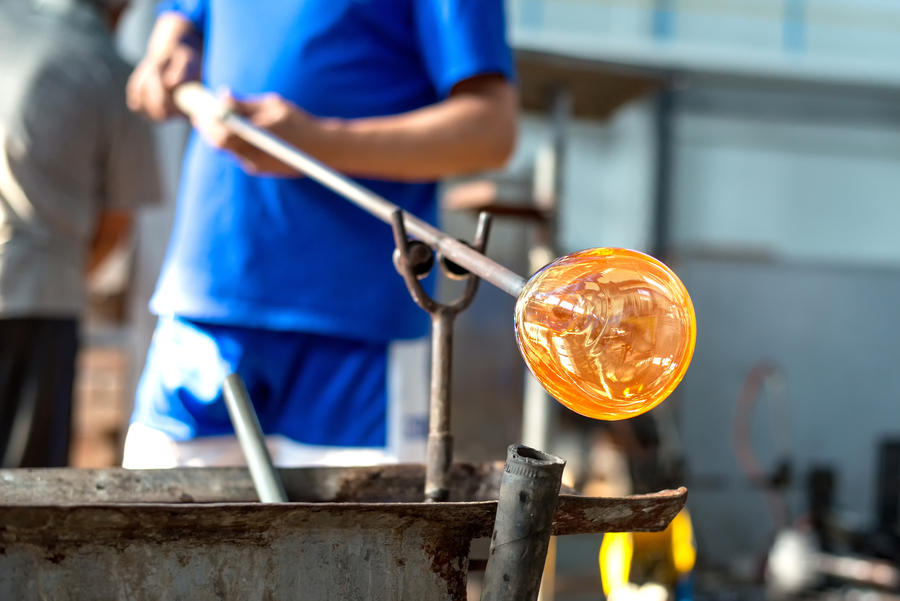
[0,488,686,543]
[0,463,508,504]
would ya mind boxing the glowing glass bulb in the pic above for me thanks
[514,248,696,420]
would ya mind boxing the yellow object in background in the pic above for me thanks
[600,508,696,598]
[600,531,635,595]
[515,248,696,421]
[669,508,697,575]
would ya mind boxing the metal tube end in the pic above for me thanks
[481,445,566,601]
[505,444,566,479]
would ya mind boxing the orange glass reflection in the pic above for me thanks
[514,248,696,420]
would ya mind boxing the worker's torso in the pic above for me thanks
[154,0,514,341]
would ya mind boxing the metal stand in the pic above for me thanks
[390,210,492,502]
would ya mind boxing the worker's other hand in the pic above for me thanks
[127,43,201,121]
[193,91,321,176]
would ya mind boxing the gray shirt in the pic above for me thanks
[0,0,161,318]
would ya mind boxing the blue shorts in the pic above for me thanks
[131,317,417,448]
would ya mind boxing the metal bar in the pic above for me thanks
[522,87,569,455]
[173,83,527,298]
[652,86,675,259]
[527,89,570,601]
[481,445,566,601]
[425,310,453,502]
[221,374,288,503]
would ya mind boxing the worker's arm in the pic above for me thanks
[191,75,518,181]
[126,12,202,121]
[127,6,515,179]
[87,211,132,274]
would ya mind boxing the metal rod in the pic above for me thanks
[221,374,288,503]
[481,445,566,601]
[652,86,675,260]
[528,89,570,601]
[425,310,453,502]
[173,83,527,297]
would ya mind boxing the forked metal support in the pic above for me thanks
[390,210,492,502]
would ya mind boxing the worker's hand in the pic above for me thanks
[127,43,201,121]
[192,91,324,176]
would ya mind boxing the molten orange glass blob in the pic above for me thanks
[514,248,696,420]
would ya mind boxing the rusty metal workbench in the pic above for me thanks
[0,463,686,600]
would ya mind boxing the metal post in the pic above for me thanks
[526,88,570,601]
[652,87,674,260]
[522,87,570,455]
[425,309,454,502]
[481,445,566,601]
[222,374,288,503]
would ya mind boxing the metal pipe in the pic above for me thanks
[481,445,566,601]
[173,83,527,297]
[425,309,453,502]
[222,374,288,503]
[652,87,675,260]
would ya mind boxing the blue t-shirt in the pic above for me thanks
[151,0,514,341]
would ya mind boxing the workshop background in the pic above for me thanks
[73,0,900,599]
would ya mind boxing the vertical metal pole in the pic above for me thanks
[523,87,570,455]
[481,445,566,601]
[222,374,288,503]
[652,87,675,260]
[523,88,570,601]
[426,309,454,502]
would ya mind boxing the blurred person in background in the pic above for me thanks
[0,0,161,467]
[123,0,517,467]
